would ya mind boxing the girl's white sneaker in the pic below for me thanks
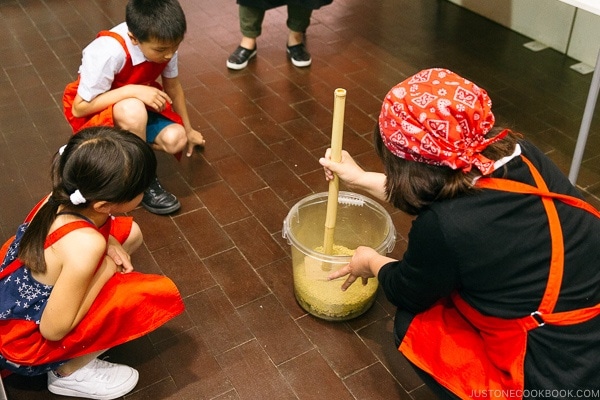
[47,358,139,400]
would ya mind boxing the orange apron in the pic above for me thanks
[0,196,184,367]
[62,30,183,133]
[399,156,600,399]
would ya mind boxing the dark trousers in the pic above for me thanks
[239,4,312,38]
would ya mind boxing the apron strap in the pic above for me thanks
[477,156,566,314]
[1,196,50,280]
[475,176,600,218]
[44,220,97,248]
[1,205,98,280]
[478,155,600,321]
[97,30,131,58]
[0,258,23,280]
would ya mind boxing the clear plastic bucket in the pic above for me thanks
[282,191,396,321]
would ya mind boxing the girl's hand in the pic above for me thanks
[106,240,134,273]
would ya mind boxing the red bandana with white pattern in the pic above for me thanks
[378,68,508,175]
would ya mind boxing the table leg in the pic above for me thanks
[568,48,600,184]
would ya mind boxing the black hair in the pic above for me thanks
[374,125,522,215]
[18,126,157,273]
[125,0,186,43]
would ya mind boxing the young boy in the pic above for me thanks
[63,0,205,215]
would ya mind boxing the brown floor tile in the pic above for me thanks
[237,294,313,365]
[154,328,232,399]
[212,155,266,196]
[256,258,307,320]
[174,208,233,257]
[197,181,252,226]
[185,286,254,356]
[228,132,280,168]
[296,315,378,377]
[203,247,270,307]
[215,340,297,400]
[255,160,312,203]
[279,349,355,400]
[223,217,288,269]
[344,362,413,400]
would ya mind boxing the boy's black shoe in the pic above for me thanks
[226,46,257,70]
[142,178,181,215]
[286,43,311,67]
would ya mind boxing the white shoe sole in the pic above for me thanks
[226,51,257,70]
[48,368,139,400]
[289,58,312,67]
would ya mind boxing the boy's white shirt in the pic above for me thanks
[77,22,178,102]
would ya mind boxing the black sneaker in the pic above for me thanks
[141,177,181,215]
[286,43,311,67]
[226,45,257,70]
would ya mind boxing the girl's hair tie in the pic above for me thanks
[69,189,86,205]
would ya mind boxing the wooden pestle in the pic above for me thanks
[323,88,347,255]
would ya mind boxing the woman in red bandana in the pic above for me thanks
[320,68,600,399]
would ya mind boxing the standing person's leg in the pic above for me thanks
[285,4,312,67]
[227,5,265,70]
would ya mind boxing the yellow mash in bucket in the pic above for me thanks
[293,244,378,321]
[283,191,395,321]
[314,244,355,256]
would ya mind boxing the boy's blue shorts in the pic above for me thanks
[146,112,176,144]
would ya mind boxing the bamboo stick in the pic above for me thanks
[323,88,347,255]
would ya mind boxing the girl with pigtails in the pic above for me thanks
[0,126,184,400]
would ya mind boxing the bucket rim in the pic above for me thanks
[282,191,396,263]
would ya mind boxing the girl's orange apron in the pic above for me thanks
[62,30,183,133]
[399,156,600,399]
[0,197,184,367]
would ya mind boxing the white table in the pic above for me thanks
[559,0,600,183]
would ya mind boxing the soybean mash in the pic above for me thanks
[293,245,378,320]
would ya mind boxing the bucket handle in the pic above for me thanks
[282,219,290,244]
[385,226,397,254]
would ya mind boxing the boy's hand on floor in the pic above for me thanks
[186,128,206,156]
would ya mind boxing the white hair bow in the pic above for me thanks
[69,190,86,205]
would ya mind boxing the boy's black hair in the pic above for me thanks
[126,0,186,43]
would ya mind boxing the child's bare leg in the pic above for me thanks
[113,104,183,215]
[122,221,143,254]
[113,98,148,139]
[54,350,105,376]
[152,124,187,154]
